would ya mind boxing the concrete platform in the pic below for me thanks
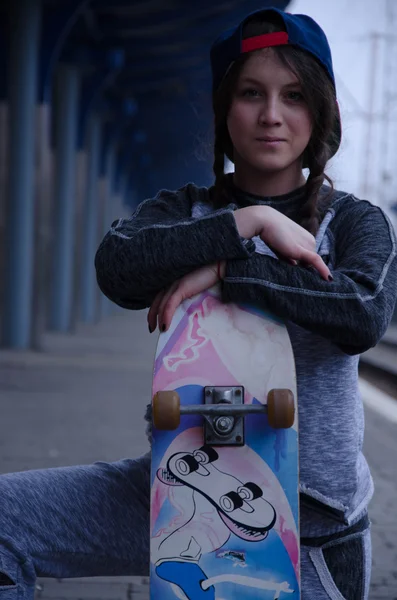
[361,324,397,376]
[0,311,396,599]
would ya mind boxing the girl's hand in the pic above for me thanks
[148,205,333,333]
[148,262,224,333]
[233,206,331,281]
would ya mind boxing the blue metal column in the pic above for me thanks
[50,66,79,331]
[80,116,101,323]
[73,49,124,325]
[99,144,116,318]
[2,0,41,348]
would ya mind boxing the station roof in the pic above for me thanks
[61,0,291,101]
[2,1,291,194]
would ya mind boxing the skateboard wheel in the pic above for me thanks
[193,446,219,464]
[220,491,244,512]
[267,389,295,429]
[175,454,199,475]
[152,391,180,430]
[238,482,263,501]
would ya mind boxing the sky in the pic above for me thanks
[290,0,397,223]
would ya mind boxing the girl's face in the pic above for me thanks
[227,49,312,187]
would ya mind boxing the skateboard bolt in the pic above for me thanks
[214,416,234,435]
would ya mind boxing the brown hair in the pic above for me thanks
[212,14,340,235]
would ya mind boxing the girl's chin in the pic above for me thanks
[251,160,294,174]
[233,151,304,177]
[244,153,303,174]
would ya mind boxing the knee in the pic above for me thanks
[0,546,36,599]
[0,538,33,590]
[0,573,15,586]
[0,549,18,588]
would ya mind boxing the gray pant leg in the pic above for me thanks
[301,519,372,599]
[0,453,150,599]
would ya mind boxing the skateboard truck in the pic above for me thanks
[204,386,245,446]
[152,387,295,446]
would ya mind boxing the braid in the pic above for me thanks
[300,159,325,235]
[212,123,229,208]
[300,131,336,236]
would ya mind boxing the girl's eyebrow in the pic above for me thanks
[238,76,263,86]
[283,81,302,89]
[239,76,301,88]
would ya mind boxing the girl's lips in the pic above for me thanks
[255,138,286,147]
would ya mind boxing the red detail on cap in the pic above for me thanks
[242,32,289,54]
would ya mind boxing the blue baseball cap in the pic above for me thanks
[210,7,341,155]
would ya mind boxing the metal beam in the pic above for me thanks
[95,1,243,33]
[39,0,90,103]
[100,98,138,176]
[50,65,80,332]
[94,0,179,16]
[2,0,40,348]
[95,2,254,40]
[77,49,124,149]
[0,13,7,100]
[80,115,102,323]
[116,68,208,95]
[119,54,205,77]
[61,43,205,74]
[95,39,201,57]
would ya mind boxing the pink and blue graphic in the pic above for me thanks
[151,287,300,600]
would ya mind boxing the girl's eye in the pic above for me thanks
[286,90,305,102]
[241,88,261,98]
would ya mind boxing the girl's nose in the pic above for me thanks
[258,96,282,126]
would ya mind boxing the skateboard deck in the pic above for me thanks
[150,286,299,600]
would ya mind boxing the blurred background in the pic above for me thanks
[0,0,237,349]
[0,0,396,350]
[0,0,396,599]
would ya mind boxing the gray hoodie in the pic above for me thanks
[95,178,397,536]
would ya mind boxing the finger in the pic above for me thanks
[148,288,167,332]
[277,253,298,266]
[280,256,298,266]
[158,281,180,331]
[159,265,220,331]
[161,288,186,332]
[298,249,331,280]
[271,248,298,266]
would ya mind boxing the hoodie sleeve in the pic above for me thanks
[95,184,255,310]
[221,197,397,354]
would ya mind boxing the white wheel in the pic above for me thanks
[237,482,263,501]
[175,455,199,476]
[193,445,219,465]
[220,491,244,512]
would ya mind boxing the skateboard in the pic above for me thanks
[150,286,299,600]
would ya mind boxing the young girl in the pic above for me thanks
[0,7,396,600]
[96,7,397,598]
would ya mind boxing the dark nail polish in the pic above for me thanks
[148,324,153,334]
[328,275,334,282]
[161,324,166,332]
